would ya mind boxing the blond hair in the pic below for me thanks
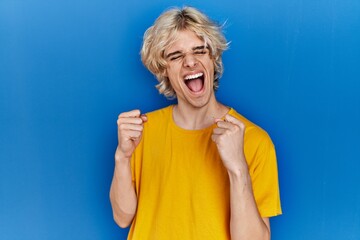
[141,6,229,99]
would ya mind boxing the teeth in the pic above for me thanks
[184,72,203,80]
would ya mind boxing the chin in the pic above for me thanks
[186,91,214,108]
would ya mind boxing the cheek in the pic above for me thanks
[166,66,181,80]
[165,69,180,87]
[205,61,215,76]
[201,57,215,71]
[165,65,175,76]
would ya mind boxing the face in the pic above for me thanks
[164,29,216,109]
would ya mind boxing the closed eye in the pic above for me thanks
[194,50,207,55]
[170,54,183,61]
[167,47,209,61]
[170,50,208,61]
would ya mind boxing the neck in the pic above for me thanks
[173,95,229,130]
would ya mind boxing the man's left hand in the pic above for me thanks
[211,114,248,173]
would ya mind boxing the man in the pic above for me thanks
[110,6,281,240]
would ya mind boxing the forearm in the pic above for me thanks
[110,153,137,228]
[228,169,270,240]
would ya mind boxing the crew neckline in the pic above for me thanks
[169,105,234,134]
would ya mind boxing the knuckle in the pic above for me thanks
[237,124,245,131]
[135,118,143,124]
[233,125,240,131]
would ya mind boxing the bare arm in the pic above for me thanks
[110,153,137,228]
[212,114,270,240]
[109,110,147,228]
[228,169,270,240]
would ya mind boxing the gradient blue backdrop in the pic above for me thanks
[1,0,359,239]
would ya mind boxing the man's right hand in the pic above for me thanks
[115,109,147,162]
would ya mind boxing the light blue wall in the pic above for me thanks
[1,0,359,239]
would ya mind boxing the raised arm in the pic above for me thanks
[212,114,270,240]
[109,110,147,228]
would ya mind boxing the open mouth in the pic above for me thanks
[184,72,205,93]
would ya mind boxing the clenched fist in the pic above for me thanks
[115,109,147,162]
[211,114,247,173]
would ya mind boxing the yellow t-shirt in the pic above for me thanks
[128,105,282,240]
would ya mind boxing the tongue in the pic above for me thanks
[186,78,203,92]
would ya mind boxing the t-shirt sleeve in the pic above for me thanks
[130,153,136,183]
[130,125,145,195]
[248,129,282,218]
[130,146,140,196]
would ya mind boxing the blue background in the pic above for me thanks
[1,0,359,239]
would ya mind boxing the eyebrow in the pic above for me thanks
[165,45,207,59]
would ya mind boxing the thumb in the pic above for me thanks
[140,114,148,122]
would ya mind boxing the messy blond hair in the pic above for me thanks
[141,6,229,99]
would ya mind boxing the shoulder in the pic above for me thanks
[143,105,173,128]
[229,108,276,172]
[145,105,172,119]
[229,108,274,150]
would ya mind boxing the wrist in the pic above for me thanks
[228,169,252,195]
[227,161,251,186]
[227,167,249,180]
[115,147,131,163]
[226,155,248,176]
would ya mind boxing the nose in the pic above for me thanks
[183,53,198,68]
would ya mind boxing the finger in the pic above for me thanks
[118,123,143,132]
[214,118,222,123]
[117,117,143,125]
[224,114,245,128]
[121,129,142,139]
[118,109,141,118]
[212,127,227,135]
[211,134,219,143]
[140,114,148,122]
[216,120,235,129]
